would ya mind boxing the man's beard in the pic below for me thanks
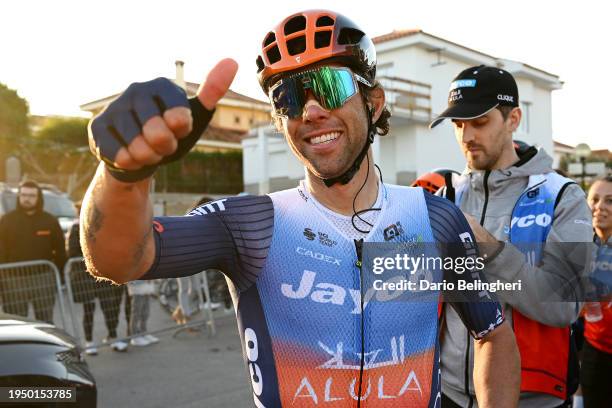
[466,144,504,170]
[305,136,367,180]
[19,201,37,211]
[468,154,496,170]
[307,154,353,179]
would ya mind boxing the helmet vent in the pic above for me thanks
[316,16,335,27]
[338,27,365,45]
[284,15,306,35]
[314,31,332,49]
[287,36,306,56]
[256,56,265,72]
[263,32,276,47]
[266,45,281,64]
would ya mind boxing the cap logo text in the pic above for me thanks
[449,89,463,102]
[450,79,476,90]
[497,94,514,103]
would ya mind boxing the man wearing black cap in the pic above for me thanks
[432,66,593,407]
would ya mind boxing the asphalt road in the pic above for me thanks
[82,300,252,408]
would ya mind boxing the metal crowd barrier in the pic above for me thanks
[62,257,218,348]
[0,260,68,331]
[173,271,217,337]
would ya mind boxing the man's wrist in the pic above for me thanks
[483,241,505,264]
[103,161,158,183]
[102,163,155,187]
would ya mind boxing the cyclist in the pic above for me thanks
[81,10,519,407]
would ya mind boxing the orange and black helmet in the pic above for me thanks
[256,10,377,92]
[412,169,460,194]
[513,139,530,155]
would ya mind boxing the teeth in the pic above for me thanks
[310,132,339,145]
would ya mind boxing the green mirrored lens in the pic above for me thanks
[269,67,358,119]
[307,67,356,110]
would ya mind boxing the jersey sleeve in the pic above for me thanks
[140,195,274,292]
[424,192,505,339]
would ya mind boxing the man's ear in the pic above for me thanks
[507,107,522,132]
[366,85,386,123]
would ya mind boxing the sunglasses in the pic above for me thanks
[268,66,372,119]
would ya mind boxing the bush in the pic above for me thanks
[156,151,243,194]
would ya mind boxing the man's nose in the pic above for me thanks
[302,94,330,122]
[457,123,475,145]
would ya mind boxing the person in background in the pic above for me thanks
[581,175,612,408]
[172,196,224,326]
[0,180,66,323]
[100,278,130,351]
[67,201,129,353]
[127,279,159,346]
[431,66,593,407]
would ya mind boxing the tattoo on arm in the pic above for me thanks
[84,204,104,244]
[133,226,152,268]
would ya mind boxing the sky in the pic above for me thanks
[1,0,610,150]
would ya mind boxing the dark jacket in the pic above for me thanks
[67,222,82,258]
[0,190,66,271]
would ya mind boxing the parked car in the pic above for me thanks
[0,313,97,407]
[0,183,78,235]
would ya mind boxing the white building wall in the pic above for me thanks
[242,138,260,186]
[378,48,478,177]
[392,124,415,181]
[243,128,304,194]
[528,86,554,155]
[376,40,558,178]
[243,34,561,190]
[378,132,398,183]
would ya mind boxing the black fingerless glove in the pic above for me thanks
[88,77,215,183]
[105,97,214,182]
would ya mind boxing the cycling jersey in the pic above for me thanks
[142,184,504,407]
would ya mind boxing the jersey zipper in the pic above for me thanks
[479,171,491,226]
[465,170,490,408]
[354,238,365,408]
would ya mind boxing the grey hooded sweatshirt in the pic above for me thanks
[440,147,593,408]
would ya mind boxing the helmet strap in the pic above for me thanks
[322,106,376,187]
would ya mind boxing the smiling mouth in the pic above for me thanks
[308,132,340,145]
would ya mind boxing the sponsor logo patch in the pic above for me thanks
[511,213,552,229]
[497,94,514,103]
[298,188,308,202]
[303,228,316,241]
[450,79,477,90]
[317,231,337,247]
[296,247,341,266]
[153,221,164,233]
[526,188,540,199]
[384,222,404,241]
